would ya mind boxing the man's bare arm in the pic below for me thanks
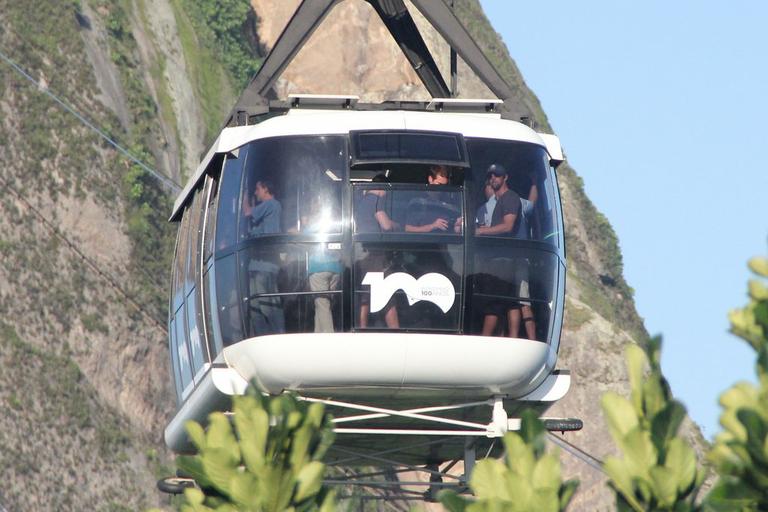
[476,213,516,235]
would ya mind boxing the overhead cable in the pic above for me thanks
[547,432,606,474]
[0,174,169,337]
[0,45,182,195]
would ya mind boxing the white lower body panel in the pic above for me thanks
[165,333,570,456]
[224,332,553,398]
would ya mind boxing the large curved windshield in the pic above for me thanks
[239,136,345,240]
[172,131,566,404]
[203,136,562,341]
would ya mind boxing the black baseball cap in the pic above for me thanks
[486,164,508,177]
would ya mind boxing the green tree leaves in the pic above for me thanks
[181,0,261,88]
[601,338,705,512]
[439,411,578,512]
[164,252,768,512]
[176,390,336,512]
[706,255,768,510]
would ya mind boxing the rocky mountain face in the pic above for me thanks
[0,0,704,510]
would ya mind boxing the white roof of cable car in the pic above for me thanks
[172,109,556,218]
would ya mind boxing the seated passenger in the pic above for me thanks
[405,165,462,234]
[355,174,399,329]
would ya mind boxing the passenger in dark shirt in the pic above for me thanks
[405,165,462,234]
[355,174,398,234]
[475,164,525,337]
[476,164,520,237]
[355,174,399,329]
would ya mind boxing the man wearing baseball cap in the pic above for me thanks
[476,164,521,237]
[476,163,525,337]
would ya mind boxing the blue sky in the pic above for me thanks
[479,0,768,438]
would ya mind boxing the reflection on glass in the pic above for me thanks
[173,207,190,311]
[215,254,243,346]
[186,292,206,373]
[174,310,193,390]
[304,208,341,332]
[215,148,247,253]
[169,319,182,403]
[244,254,284,336]
[240,136,344,239]
[203,265,223,358]
[203,175,219,264]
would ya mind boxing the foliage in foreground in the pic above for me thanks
[175,390,336,512]
[706,255,768,510]
[439,411,578,512]
[156,251,768,512]
[601,337,706,511]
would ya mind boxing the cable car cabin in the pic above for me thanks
[165,107,569,459]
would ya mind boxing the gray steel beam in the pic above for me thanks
[409,0,516,104]
[225,0,340,126]
[365,0,450,98]
[224,0,520,125]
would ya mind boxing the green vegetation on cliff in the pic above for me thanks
[0,323,151,510]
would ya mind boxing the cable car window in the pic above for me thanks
[547,156,565,250]
[185,285,207,376]
[239,136,345,239]
[353,242,463,331]
[240,242,342,337]
[203,167,222,265]
[174,306,194,394]
[215,254,244,346]
[465,139,557,246]
[185,187,204,295]
[172,205,191,312]
[168,319,183,404]
[467,244,558,341]
[203,264,223,358]
[215,146,249,254]
[351,131,468,166]
[353,184,463,236]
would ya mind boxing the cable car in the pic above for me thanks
[163,0,576,475]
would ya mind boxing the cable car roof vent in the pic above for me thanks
[289,94,359,110]
[426,98,502,113]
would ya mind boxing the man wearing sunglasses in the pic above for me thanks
[476,164,521,236]
[475,164,533,338]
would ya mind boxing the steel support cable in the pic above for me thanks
[0,174,169,336]
[330,446,463,481]
[0,45,182,195]
[546,432,606,475]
